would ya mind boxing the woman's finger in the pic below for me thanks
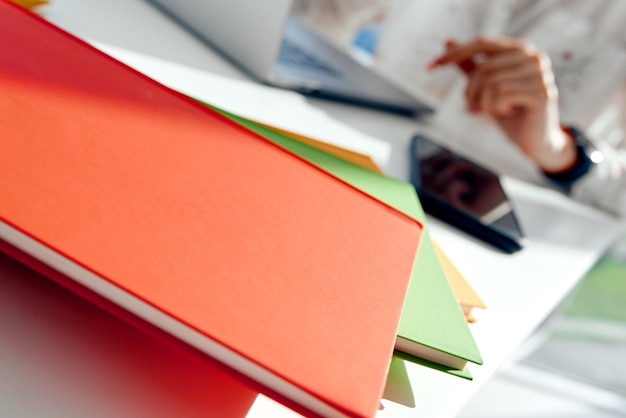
[429,37,528,69]
[472,49,533,76]
[474,80,554,115]
[466,62,542,109]
[496,90,548,114]
[479,83,498,114]
[466,49,540,106]
[498,79,544,93]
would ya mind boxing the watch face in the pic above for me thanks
[568,126,604,165]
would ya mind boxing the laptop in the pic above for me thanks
[147,0,433,116]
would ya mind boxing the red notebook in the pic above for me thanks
[0,2,423,417]
[0,248,260,418]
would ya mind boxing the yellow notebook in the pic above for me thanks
[433,242,486,322]
[10,0,48,9]
[257,123,383,173]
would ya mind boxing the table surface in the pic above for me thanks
[1,1,624,417]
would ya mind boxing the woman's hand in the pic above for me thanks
[429,38,578,173]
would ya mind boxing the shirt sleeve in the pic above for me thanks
[569,146,626,217]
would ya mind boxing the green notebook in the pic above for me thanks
[215,108,483,378]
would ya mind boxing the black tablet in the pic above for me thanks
[410,134,525,254]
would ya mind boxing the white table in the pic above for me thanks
[1,1,623,417]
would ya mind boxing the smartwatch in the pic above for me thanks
[544,125,599,193]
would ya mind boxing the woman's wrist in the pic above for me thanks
[536,125,579,174]
[542,125,597,192]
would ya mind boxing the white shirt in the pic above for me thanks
[375,0,626,216]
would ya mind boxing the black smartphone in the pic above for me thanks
[410,134,525,254]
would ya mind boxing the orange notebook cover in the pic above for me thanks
[0,3,424,417]
[433,242,486,322]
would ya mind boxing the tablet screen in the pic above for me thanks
[411,135,524,244]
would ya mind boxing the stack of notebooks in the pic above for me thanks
[0,2,484,417]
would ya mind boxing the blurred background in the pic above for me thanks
[293,1,626,415]
[459,233,626,417]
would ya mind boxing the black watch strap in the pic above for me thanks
[544,125,596,193]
